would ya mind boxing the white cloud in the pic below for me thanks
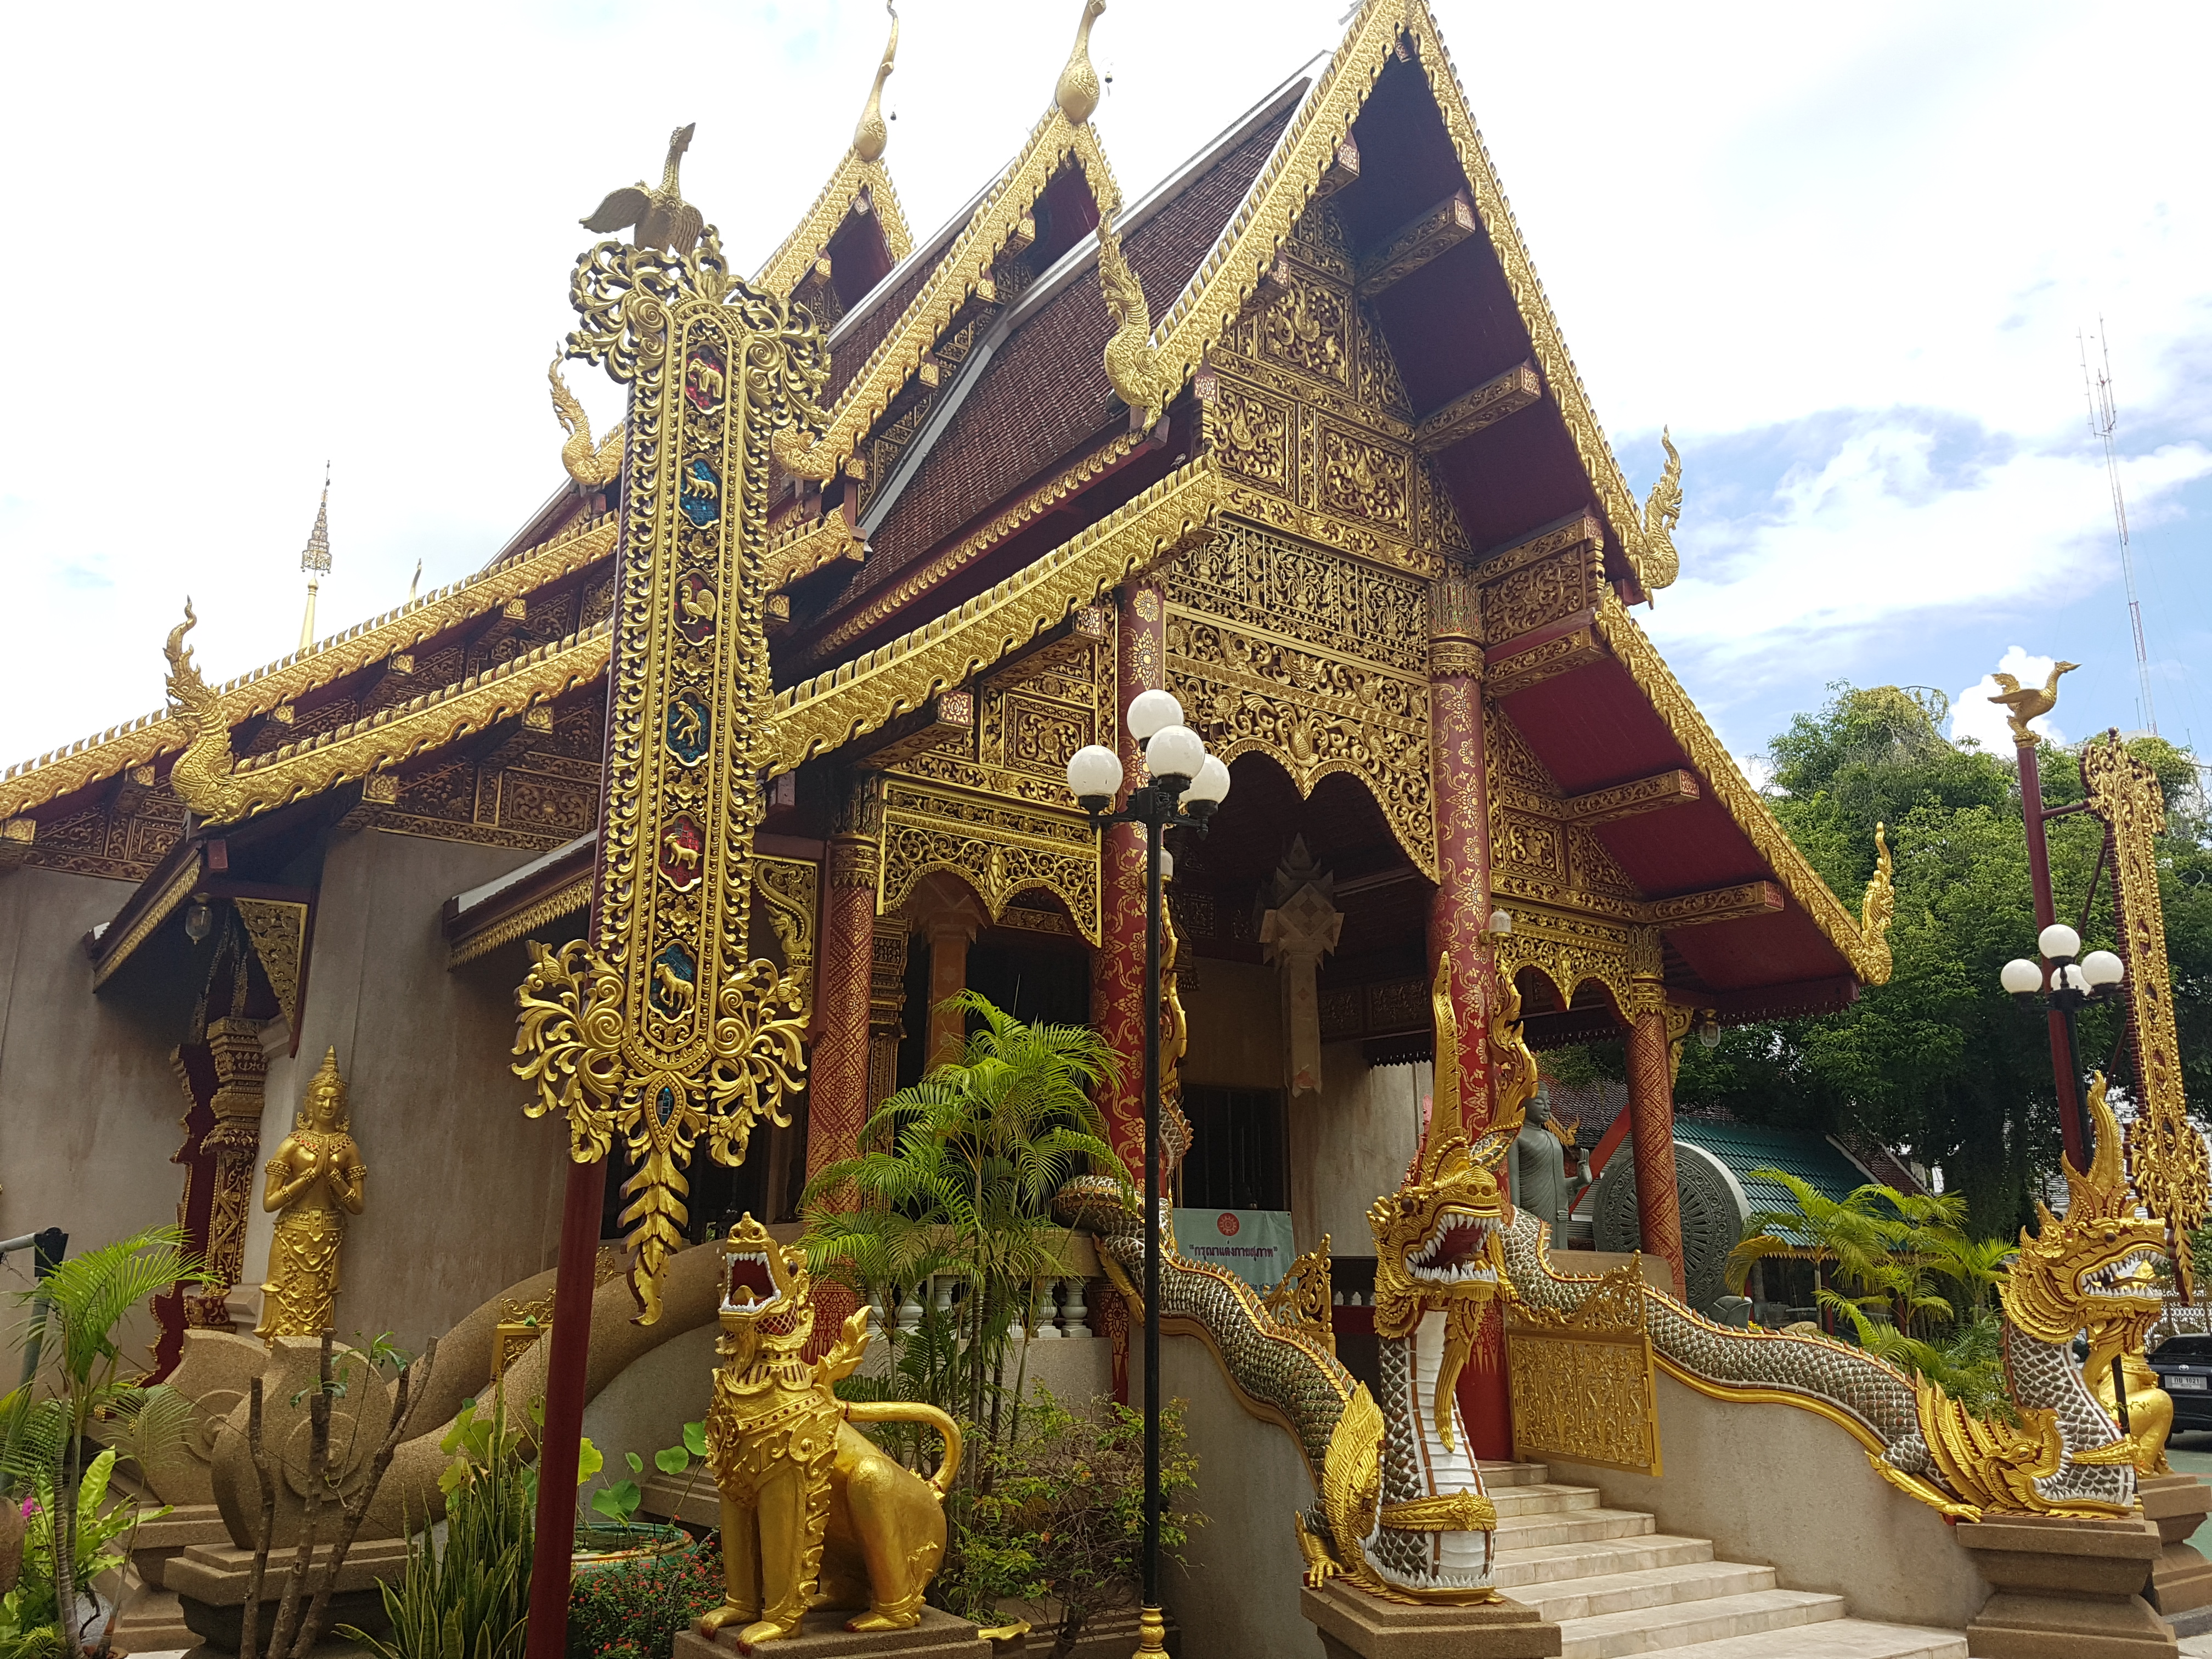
[1952,648,2069,752]
[1647,422,2211,671]
[1734,752,1776,793]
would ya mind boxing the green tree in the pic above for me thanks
[1673,684,2212,1235]
[2,1225,207,1655]
[802,992,1126,1461]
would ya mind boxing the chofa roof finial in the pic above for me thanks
[1056,0,1108,126]
[853,3,899,163]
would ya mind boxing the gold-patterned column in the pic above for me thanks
[809,821,880,1197]
[866,918,911,1118]
[1428,569,1494,1135]
[198,1016,269,1321]
[805,816,877,1361]
[1625,973,1687,1300]
[1093,580,1164,1178]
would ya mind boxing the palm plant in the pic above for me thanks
[803,992,1125,1463]
[1726,1171,1902,1320]
[1728,1170,2017,1409]
[2,1225,207,1655]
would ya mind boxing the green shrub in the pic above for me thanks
[344,1397,532,1659]
[566,1542,724,1659]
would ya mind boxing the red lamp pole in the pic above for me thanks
[2014,734,2089,1171]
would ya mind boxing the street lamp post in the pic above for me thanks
[1065,689,1228,1659]
[2000,921,2128,1164]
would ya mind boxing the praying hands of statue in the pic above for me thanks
[263,1133,366,1217]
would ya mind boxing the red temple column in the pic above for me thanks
[1626,973,1688,1299]
[1093,581,1164,1180]
[1425,594,1494,1136]
[1427,582,1510,1458]
[802,791,882,1353]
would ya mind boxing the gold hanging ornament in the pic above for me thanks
[514,138,827,1323]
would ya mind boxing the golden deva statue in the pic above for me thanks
[701,1216,961,1644]
[253,1048,366,1340]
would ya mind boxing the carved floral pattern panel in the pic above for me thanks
[1166,522,1435,879]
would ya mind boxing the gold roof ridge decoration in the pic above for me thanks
[0,512,618,819]
[1134,0,1673,590]
[771,456,1224,771]
[1592,594,1894,981]
[768,0,1126,482]
[753,3,915,300]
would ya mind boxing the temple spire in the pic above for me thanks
[297,466,331,653]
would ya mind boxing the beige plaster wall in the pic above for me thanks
[0,865,187,1364]
[1180,958,1282,1091]
[1288,1044,1428,1257]
[1543,1370,1989,1631]
[242,828,569,1356]
[1155,1330,1319,1659]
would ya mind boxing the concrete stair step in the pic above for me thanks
[1520,1560,1779,1623]
[1481,1459,1551,1487]
[1491,1533,1718,1589]
[1495,1506,1656,1549]
[1621,1621,1967,1659]
[1559,1588,1844,1659]
[1490,1481,1604,1517]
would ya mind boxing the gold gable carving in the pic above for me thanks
[1166,521,1435,879]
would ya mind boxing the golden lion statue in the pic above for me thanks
[700,1216,961,1644]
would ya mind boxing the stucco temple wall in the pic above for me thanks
[1150,1329,1318,1659]
[1544,1369,1988,1631]
[1290,1044,1428,1257]
[242,827,570,1355]
[0,864,185,1361]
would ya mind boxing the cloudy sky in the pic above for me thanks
[3,1,2206,781]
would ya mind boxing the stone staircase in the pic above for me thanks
[1482,1460,1968,1658]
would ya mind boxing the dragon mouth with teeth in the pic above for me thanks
[1406,1209,1502,1291]
[2080,1248,2165,1305]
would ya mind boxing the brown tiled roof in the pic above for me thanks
[845,110,1294,608]
[826,223,955,403]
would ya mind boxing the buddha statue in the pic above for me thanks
[1512,1081,1579,1245]
[253,1048,366,1340]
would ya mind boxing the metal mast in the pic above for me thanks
[2080,325,2156,734]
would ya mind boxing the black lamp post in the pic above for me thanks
[1065,689,1229,1658]
[2000,921,2128,1162]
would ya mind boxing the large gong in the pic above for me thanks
[1591,1141,1750,1316]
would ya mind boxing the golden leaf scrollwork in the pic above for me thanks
[1261,1236,1336,1356]
[520,216,828,1323]
[2083,735,2209,1293]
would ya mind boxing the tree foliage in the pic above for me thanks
[1675,684,2212,1236]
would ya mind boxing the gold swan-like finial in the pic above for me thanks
[1056,0,1108,126]
[580,123,704,254]
[853,3,899,163]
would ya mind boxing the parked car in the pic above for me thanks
[2149,1334,2212,1434]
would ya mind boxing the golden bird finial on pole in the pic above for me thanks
[853,3,899,163]
[1056,0,1108,126]
[1988,660,2079,746]
[581,123,704,254]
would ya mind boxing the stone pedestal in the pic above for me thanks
[1300,1580,1562,1659]
[1955,1513,2175,1658]
[2141,1472,2212,1633]
[673,1606,991,1659]
[167,1536,409,1652]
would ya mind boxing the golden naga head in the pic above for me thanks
[1365,958,1526,1448]
[2002,1075,2170,1346]
[719,1214,815,1354]
[296,1047,351,1131]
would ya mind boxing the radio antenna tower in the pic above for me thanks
[2080,323,2157,735]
